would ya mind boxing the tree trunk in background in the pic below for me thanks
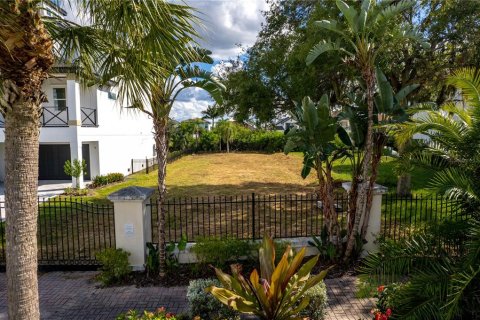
[5,98,41,319]
[397,174,411,196]
[154,117,168,277]
[344,67,375,261]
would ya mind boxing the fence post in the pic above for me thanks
[131,159,134,174]
[145,157,149,174]
[251,192,256,240]
[107,186,154,270]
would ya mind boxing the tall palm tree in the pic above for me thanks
[0,1,199,318]
[201,104,221,128]
[131,55,224,275]
[306,0,428,259]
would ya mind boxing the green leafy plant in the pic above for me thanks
[187,279,239,320]
[96,248,132,285]
[308,225,338,262]
[298,282,328,320]
[146,242,160,277]
[206,235,330,320]
[191,237,254,268]
[64,159,87,189]
[116,307,178,320]
[165,234,187,271]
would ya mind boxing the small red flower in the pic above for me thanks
[377,285,385,293]
[381,315,388,320]
[375,312,381,320]
[166,312,175,319]
[386,308,392,316]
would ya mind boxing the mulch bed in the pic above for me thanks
[100,256,361,288]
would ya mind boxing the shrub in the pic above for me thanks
[63,187,88,196]
[187,279,239,320]
[91,172,124,188]
[116,308,179,320]
[198,131,220,152]
[298,281,328,320]
[191,237,254,268]
[96,248,131,285]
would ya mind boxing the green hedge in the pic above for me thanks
[193,129,286,153]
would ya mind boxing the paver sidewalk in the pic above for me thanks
[0,272,374,320]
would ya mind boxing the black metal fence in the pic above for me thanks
[381,193,466,241]
[148,192,468,243]
[0,192,469,269]
[130,151,186,175]
[0,198,115,269]
[149,193,349,243]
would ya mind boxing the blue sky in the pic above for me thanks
[170,0,268,121]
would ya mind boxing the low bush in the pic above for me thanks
[187,279,239,320]
[63,187,88,196]
[91,172,125,188]
[96,248,131,285]
[191,237,254,268]
[298,281,328,320]
[116,308,180,320]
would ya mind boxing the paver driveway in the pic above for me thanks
[0,272,374,320]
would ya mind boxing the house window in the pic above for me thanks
[108,91,117,100]
[53,88,67,110]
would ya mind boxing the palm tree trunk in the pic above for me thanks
[344,66,375,261]
[153,116,168,277]
[5,99,41,319]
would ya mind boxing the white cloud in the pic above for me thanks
[171,0,268,121]
[187,0,268,60]
[171,87,214,121]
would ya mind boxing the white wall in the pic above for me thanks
[79,87,154,176]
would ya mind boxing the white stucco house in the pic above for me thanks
[0,74,155,187]
[0,1,155,188]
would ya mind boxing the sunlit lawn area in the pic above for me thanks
[84,152,435,203]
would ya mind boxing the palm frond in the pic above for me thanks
[374,0,416,25]
[428,167,479,202]
[447,68,480,110]
[306,40,353,66]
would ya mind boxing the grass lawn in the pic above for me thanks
[86,152,435,202]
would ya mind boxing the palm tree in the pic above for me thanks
[360,68,480,320]
[131,54,224,275]
[0,1,199,318]
[395,68,480,209]
[306,0,428,259]
[202,104,222,128]
[215,120,236,153]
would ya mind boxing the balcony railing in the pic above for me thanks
[42,107,69,127]
[81,107,98,127]
[0,106,98,128]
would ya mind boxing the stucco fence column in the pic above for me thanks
[108,186,154,270]
[343,182,388,256]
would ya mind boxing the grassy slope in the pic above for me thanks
[85,152,435,202]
